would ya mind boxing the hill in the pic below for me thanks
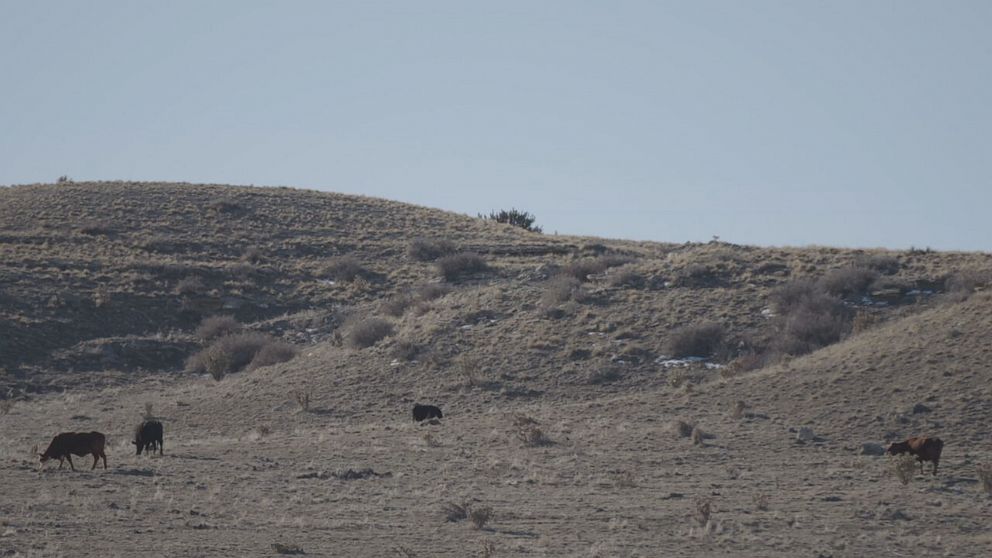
[1,181,990,557]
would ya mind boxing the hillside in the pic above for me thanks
[1,181,991,557]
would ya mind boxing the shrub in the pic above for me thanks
[414,283,452,301]
[195,315,242,342]
[186,332,278,380]
[671,420,694,438]
[819,267,878,299]
[855,253,900,275]
[381,295,414,317]
[443,502,470,522]
[769,280,852,356]
[469,507,494,530]
[693,498,713,527]
[540,276,587,307]
[436,253,488,282]
[247,340,298,370]
[479,208,542,233]
[516,425,553,446]
[176,275,207,295]
[666,322,726,358]
[347,318,394,348]
[608,267,646,289]
[408,238,457,262]
[775,305,851,356]
[889,454,918,485]
[944,270,989,301]
[322,256,368,282]
[977,462,992,495]
[293,388,311,412]
[391,340,421,362]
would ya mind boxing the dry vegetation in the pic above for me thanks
[1,182,991,556]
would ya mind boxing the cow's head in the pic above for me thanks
[886,441,909,455]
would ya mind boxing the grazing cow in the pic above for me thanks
[132,420,164,456]
[39,432,107,471]
[412,404,443,422]
[886,436,944,475]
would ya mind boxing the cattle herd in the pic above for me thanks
[38,404,944,482]
[38,404,447,471]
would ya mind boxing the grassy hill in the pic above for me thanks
[1,181,990,556]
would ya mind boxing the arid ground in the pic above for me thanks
[1,182,990,557]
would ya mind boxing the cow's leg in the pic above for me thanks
[918,459,924,475]
[932,459,939,476]
[65,455,74,471]
[58,457,64,469]
[159,437,163,456]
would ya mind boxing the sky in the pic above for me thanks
[1,1,990,251]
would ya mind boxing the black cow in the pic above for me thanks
[40,431,107,470]
[412,404,443,422]
[132,420,164,456]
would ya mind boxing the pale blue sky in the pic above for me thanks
[2,1,990,250]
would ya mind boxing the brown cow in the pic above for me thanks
[886,436,943,476]
[39,432,107,471]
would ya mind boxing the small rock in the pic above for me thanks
[911,403,932,414]
[860,442,886,456]
[796,427,815,442]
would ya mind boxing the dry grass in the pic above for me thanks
[321,256,369,282]
[693,498,713,527]
[186,332,288,380]
[442,502,470,522]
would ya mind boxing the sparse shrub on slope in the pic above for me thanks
[769,279,852,356]
[408,237,457,262]
[437,252,488,282]
[479,208,542,233]
[819,266,878,299]
[321,255,369,282]
[540,276,587,307]
[195,315,242,342]
[186,332,295,380]
[347,318,394,348]
[666,322,726,358]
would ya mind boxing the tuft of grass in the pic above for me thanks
[436,252,489,282]
[442,502,470,522]
[381,295,414,317]
[408,238,458,262]
[195,315,243,342]
[731,400,746,419]
[693,498,713,527]
[540,276,587,307]
[666,322,726,358]
[889,454,918,485]
[346,318,394,348]
[391,340,421,362]
[819,266,878,299]
[144,402,154,419]
[753,493,770,511]
[977,462,992,495]
[671,420,694,438]
[176,275,207,295]
[516,425,553,447]
[293,388,311,412]
[469,507,494,530]
[321,256,369,282]
[691,426,704,445]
